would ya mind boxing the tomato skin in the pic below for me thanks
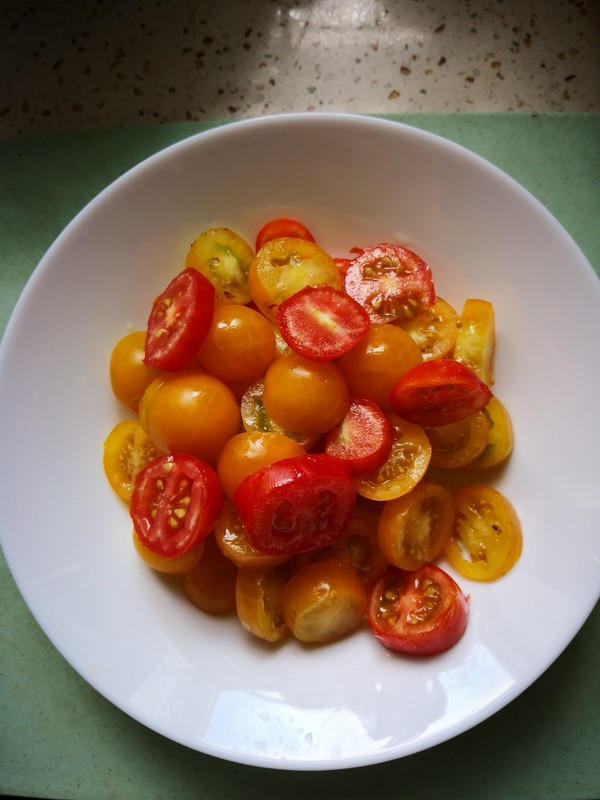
[255,217,315,251]
[390,359,493,428]
[344,244,435,324]
[453,299,495,385]
[144,268,215,371]
[280,558,367,643]
[130,453,223,558]
[445,483,522,581]
[132,529,205,574]
[110,331,163,412]
[239,380,319,450]
[467,396,514,470]
[234,454,356,556]
[236,565,290,642]
[377,481,454,571]
[181,534,238,614]
[276,285,370,361]
[323,397,393,476]
[103,419,161,500]
[367,564,469,656]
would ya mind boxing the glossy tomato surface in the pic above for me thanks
[367,564,469,656]
[234,454,356,556]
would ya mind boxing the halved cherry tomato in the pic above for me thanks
[390,359,493,427]
[214,500,290,570]
[377,481,454,571]
[249,237,342,322]
[323,398,393,476]
[185,227,254,305]
[344,244,435,324]
[130,453,223,558]
[255,217,316,251]
[181,534,238,614]
[367,564,469,655]
[234,454,356,556]
[103,419,161,500]
[276,285,370,361]
[467,396,514,471]
[144,268,215,371]
[354,413,432,501]
[333,502,389,586]
[280,558,367,643]
[395,296,459,362]
[236,565,290,642]
[445,483,522,581]
[109,331,163,412]
[453,299,495,385]
[426,410,489,469]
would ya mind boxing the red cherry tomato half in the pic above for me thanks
[234,453,356,556]
[276,285,371,361]
[144,268,215,371]
[255,217,316,251]
[390,359,493,427]
[344,244,435,324]
[323,397,393,475]
[367,564,469,656]
[130,453,223,558]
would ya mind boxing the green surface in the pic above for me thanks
[1,114,599,799]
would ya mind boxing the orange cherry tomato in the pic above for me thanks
[196,303,277,384]
[110,330,163,412]
[239,380,319,449]
[354,413,432,501]
[337,323,422,411]
[235,565,290,643]
[426,410,490,469]
[140,371,241,463]
[132,529,205,574]
[249,237,341,322]
[280,558,367,643]
[445,483,522,581]
[181,534,238,614]
[262,353,350,435]
[377,481,455,571]
[395,296,459,362]
[217,431,305,500]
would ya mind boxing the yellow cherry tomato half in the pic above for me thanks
[280,558,367,643]
[377,481,455,571]
[249,237,342,322]
[354,413,432,501]
[185,226,254,305]
[453,298,496,385]
[468,396,514,471]
[103,418,161,500]
[426,410,490,469]
[236,566,289,643]
[445,483,522,581]
[395,296,459,362]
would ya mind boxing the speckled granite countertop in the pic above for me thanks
[1,0,598,138]
[1,2,599,799]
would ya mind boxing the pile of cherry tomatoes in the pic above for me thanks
[104,217,522,656]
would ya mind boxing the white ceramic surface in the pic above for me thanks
[0,114,598,770]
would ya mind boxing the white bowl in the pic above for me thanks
[1,113,599,771]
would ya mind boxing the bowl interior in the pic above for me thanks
[1,114,599,770]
